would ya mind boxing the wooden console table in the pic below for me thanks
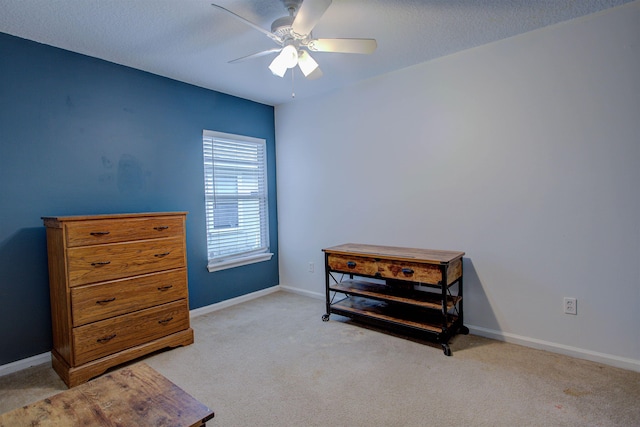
[322,243,467,355]
[0,363,214,427]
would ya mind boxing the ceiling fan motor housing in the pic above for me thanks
[272,0,307,41]
[271,15,295,39]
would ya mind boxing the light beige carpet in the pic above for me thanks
[1,291,639,426]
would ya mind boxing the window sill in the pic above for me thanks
[207,252,274,273]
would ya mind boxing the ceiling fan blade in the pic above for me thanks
[211,3,283,44]
[308,38,377,54]
[229,48,282,64]
[292,0,332,37]
[298,50,323,80]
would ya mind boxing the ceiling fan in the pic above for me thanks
[211,0,377,80]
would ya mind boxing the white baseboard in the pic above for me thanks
[0,352,50,377]
[279,285,324,300]
[467,324,640,373]
[189,285,281,318]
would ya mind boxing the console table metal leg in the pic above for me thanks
[441,343,452,356]
[323,252,331,321]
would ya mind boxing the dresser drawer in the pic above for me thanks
[71,268,188,327]
[73,299,190,366]
[376,260,442,285]
[327,254,378,276]
[65,216,184,247]
[67,237,185,287]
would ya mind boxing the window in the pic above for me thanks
[203,130,272,272]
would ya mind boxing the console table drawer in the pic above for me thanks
[71,269,188,327]
[327,254,378,276]
[67,237,185,286]
[73,300,189,365]
[376,260,442,284]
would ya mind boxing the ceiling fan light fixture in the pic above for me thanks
[269,43,299,77]
[280,44,299,69]
[268,55,288,77]
[297,50,319,77]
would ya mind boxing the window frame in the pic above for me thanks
[202,130,273,273]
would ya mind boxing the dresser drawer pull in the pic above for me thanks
[91,261,111,267]
[154,226,169,231]
[346,261,357,268]
[154,252,171,258]
[89,231,110,236]
[157,285,173,291]
[401,268,415,275]
[96,297,116,304]
[158,317,174,325]
[97,334,116,343]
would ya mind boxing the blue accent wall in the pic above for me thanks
[0,32,279,365]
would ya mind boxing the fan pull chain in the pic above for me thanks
[291,69,295,98]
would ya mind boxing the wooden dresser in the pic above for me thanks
[322,243,467,355]
[42,212,194,387]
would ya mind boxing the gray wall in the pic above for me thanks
[275,3,640,369]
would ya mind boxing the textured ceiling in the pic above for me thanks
[0,0,634,105]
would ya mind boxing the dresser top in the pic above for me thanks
[323,243,464,264]
[42,212,187,225]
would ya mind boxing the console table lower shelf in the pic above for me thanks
[322,244,468,355]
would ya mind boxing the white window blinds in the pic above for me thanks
[203,130,271,271]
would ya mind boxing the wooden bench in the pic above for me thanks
[0,362,214,426]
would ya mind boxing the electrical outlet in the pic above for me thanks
[564,297,577,315]
[308,262,314,273]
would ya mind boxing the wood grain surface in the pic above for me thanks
[323,243,464,264]
[43,212,193,387]
[0,362,214,427]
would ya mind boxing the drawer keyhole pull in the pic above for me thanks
[154,226,169,231]
[154,252,170,258]
[158,317,174,325]
[346,261,357,269]
[90,231,110,236]
[157,285,173,291]
[401,268,415,275]
[91,261,111,267]
[96,297,116,304]
[97,334,116,343]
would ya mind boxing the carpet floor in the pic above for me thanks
[1,291,639,426]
